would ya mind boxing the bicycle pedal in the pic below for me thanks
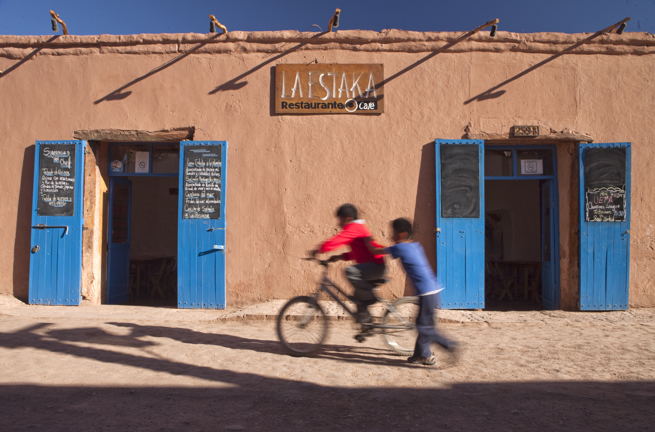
[354,334,367,343]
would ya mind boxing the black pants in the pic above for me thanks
[345,262,386,317]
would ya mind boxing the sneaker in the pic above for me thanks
[407,355,436,366]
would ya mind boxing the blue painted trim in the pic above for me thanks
[148,143,153,173]
[484,144,560,309]
[178,141,228,309]
[551,153,561,309]
[435,139,485,310]
[484,145,557,180]
[29,140,86,306]
[106,177,132,304]
[107,142,180,177]
[579,142,631,311]
[486,175,556,180]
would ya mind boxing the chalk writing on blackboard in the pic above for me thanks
[183,146,222,219]
[37,145,76,216]
[585,186,626,222]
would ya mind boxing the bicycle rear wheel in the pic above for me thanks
[276,296,329,356]
[382,296,419,356]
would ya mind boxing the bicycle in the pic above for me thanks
[276,257,426,357]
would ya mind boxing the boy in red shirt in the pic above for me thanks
[309,204,386,323]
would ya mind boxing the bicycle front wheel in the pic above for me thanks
[276,296,329,356]
[382,296,419,356]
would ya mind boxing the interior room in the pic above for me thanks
[127,176,179,306]
[485,179,542,311]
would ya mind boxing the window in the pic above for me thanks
[108,143,179,176]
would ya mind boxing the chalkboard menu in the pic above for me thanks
[37,144,76,216]
[440,144,480,218]
[182,145,222,219]
[584,148,626,222]
[585,187,626,221]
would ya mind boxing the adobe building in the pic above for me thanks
[0,26,653,311]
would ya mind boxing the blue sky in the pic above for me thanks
[0,0,652,36]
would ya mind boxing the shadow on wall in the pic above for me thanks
[12,145,35,302]
[94,32,228,104]
[0,36,60,79]
[412,142,437,279]
[210,32,328,95]
[464,27,614,105]
[0,322,653,430]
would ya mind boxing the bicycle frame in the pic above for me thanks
[310,267,415,331]
[313,274,359,320]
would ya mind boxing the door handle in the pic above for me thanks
[213,245,225,250]
[32,224,69,236]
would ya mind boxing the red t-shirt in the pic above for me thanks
[318,220,385,264]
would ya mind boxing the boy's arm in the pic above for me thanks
[364,236,389,255]
[316,225,360,254]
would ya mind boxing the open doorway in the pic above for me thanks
[106,143,179,306]
[483,146,559,311]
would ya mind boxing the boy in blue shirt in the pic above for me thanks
[366,218,460,365]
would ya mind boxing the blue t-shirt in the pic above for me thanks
[387,242,444,296]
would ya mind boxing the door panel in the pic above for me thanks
[29,140,86,305]
[579,143,631,310]
[540,179,559,309]
[107,177,132,304]
[178,141,227,309]
[435,139,485,309]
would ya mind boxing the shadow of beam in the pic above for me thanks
[0,36,60,79]
[94,34,226,104]
[373,29,485,92]
[1,322,654,430]
[464,29,613,105]
[208,33,326,94]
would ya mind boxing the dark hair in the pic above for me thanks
[392,218,413,238]
[336,203,358,220]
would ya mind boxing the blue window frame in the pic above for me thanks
[107,142,179,177]
[484,145,557,180]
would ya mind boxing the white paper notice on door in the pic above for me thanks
[135,151,149,173]
[521,159,543,175]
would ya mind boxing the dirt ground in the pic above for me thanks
[0,296,654,431]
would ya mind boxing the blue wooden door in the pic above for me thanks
[540,179,559,309]
[435,139,485,309]
[29,140,86,305]
[178,141,227,309]
[107,177,132,304]
[579,142,631,310]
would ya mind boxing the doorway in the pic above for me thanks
[106,143,179,306]
[483,146,559,311]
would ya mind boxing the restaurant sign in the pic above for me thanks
[275,64,384,114]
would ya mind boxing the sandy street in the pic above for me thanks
[0,303,654,431]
